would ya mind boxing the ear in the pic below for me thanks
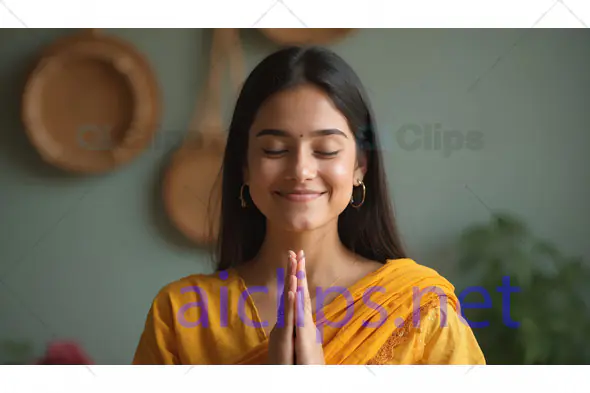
[354,150,368,184]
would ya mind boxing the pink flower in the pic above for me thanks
[36,341,93,365]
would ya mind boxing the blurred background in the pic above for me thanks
[0,28,588,365]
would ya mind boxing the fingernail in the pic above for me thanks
[298,250,304,260]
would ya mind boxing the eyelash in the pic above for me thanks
[262,149,340,157]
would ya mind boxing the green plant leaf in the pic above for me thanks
[453,212,590,364]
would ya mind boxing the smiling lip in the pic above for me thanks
[275,191,325,202]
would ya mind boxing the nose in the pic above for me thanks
[286,148,317,182]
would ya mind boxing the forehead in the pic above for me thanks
[250,84,352,137]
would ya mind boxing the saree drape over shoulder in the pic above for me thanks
[132,259,486,365]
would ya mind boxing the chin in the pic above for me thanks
[272,212,326,233]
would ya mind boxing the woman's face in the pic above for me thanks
[245,83,365,232]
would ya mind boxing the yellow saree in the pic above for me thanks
[132,258,486,365]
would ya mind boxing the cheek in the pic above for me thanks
[246,158,281,201]
[250,159,282,183]
[321,161,354,192]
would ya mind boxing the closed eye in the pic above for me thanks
[316,150,340,157]
[262,149,287,157]
[262,149,341,157]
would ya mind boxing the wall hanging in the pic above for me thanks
[21,29,161,174]
[259,28,354,45]
[163,28,244,246]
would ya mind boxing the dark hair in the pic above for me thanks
[214,45,407,271]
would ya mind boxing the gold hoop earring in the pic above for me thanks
[239,184,247,208]
[350,180,366,208]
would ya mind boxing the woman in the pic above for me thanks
[132,45,486,365]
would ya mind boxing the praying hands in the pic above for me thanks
[267,250,325,365]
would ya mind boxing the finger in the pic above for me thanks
[290,260,298,293]
[289,252,300,328]
[289,250,297,277]
[287,253,298,312]
[284,251,294,294]
[296,251,314,331]
[282,278,296,363]
[278,252,295,329]
[271,273,296,364]
[289,250,298,299]
[284,265,297,335]
[303,256,314,321]
[299,251,312,316]
[294,253,318,365]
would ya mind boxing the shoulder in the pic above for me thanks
[366,258,486,364]
[133,270,240,365]
[384,258,452,281]
[378,258,459,302]
[358,257,445,283]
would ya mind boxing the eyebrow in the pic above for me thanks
[255,128,348,138]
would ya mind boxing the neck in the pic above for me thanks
[249,220,354,290]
